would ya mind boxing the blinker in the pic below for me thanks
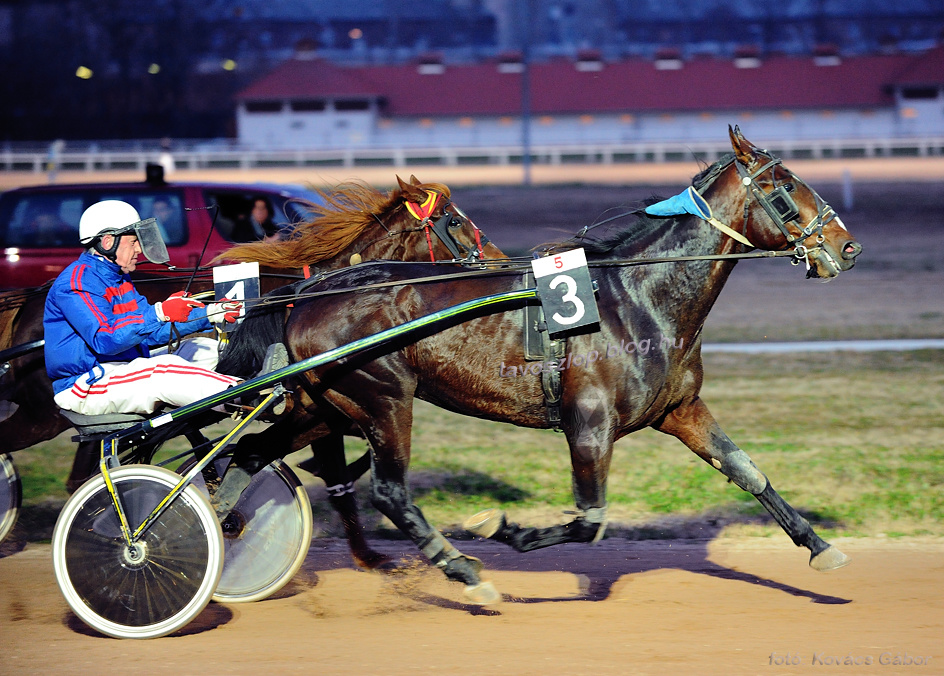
[761,185,800,226]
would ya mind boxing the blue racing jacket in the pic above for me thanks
[44,251,212,396]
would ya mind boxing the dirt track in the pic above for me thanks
[1,537,941,675]
[2,160,942,673]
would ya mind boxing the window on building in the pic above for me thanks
[335,99,370,111]
[290,99,326,112]
[245,101,283,113]
[901,87,939,100]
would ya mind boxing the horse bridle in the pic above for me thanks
[411,194,490,263]
[346,193,490,264]
[698,152,845,269]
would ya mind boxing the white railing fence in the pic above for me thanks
[3,137,943,174]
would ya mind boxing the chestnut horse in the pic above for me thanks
[0,176,504,565]
[218,128,862,603]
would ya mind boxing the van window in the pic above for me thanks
[0,194,84,248]
[0,191,188,249]
[203,189,315,243]
[99,192,186,246]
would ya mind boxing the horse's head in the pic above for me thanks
[728,126,862,279]
[393,175,504,263]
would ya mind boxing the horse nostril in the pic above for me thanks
[841,241,862,259]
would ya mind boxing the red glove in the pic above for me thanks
[156,291,205,323]
[206,300,244,325]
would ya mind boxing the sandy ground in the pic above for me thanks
[1,537,942,675]
[2,159,942,673]
[3,156,944,191]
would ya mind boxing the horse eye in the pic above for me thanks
[449,217,462,228]
[784,183,795,192]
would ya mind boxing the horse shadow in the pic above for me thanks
[317,510,852,613]
[455,512,852,607]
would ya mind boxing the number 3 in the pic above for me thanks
[548,274,585,325]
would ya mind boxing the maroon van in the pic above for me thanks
[0,168,320,289]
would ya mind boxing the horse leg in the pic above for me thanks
[209,422,295,519]
[66,441,100,493]
[655,397,850,571]
[209,418,394,571]
[307,431,393,570]
[0,403,70,455]
[465,394,612,552]
[323,387,500,604]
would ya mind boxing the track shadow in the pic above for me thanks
[300,511,851,611]
[465,513,852,606]
[63,603,234,638]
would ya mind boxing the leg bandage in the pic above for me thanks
[719,450,768,494]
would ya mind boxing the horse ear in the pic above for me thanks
[396,174,427,203]
[409,175,422,186]
[729,124,759,170]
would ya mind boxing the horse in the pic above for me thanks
[0,175,505,568]
[217,127,863,603]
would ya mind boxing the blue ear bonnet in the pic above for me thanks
[644,186,712,220]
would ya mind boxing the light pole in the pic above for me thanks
[521,0,532,187]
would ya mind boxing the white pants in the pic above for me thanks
[54,338,239,416]
[150,336,220,370]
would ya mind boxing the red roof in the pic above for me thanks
[890,46,944,86]
[237,47,944,116]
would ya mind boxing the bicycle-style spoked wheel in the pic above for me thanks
[0,453,21,544]
[52,465,224,639]
[179,456,312,603]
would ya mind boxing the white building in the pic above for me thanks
[235,46,944,151]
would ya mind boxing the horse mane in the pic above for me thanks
[540,153,738,258]
[214,180,452,269]
[538,198,676,258]
[216,285,296,378]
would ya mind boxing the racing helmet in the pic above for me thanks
[78,200,169,264]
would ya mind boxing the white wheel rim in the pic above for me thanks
[52,465,223,639]
[0,453,21,544]
[182,457,312,603]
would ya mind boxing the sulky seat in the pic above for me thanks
[59,409,149,441]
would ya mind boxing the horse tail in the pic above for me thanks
[217,294,288,379]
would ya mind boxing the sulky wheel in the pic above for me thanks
[52,465,224,639]
[179,456,313,603]
[0,453,21,544]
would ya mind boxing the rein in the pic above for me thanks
[250,247,814,309]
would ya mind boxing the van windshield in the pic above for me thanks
[0,191,187,248]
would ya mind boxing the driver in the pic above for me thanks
[44,200,249,416]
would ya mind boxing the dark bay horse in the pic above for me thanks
[221,127,862,603]
[0,176,504,565]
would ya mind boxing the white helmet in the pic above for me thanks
[79,200,141,244]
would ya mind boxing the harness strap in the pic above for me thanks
[267,249,808,309]
[423,225,436,262]
[0,338,45,363]
[705,216,754,248]
[540,333,566,431]
[473,226,485,256]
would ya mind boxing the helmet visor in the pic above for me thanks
[132,218,169,265]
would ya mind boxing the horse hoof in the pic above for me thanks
[464,509,504,538]
[461,554,485,576]
[355,552,396,571]
[463,580,501,605]
[810,545,851,571]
